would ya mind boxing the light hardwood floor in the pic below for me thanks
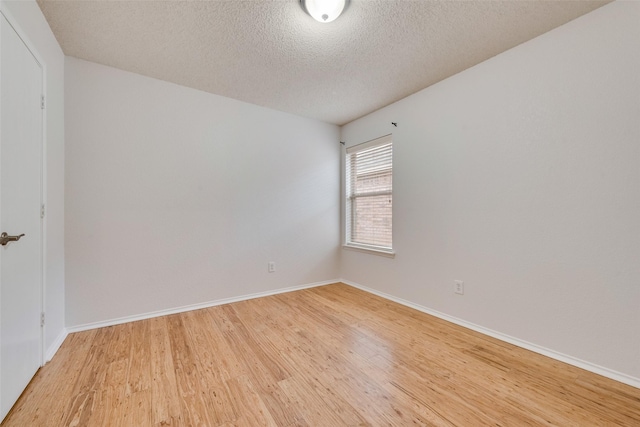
[3,283,639,426]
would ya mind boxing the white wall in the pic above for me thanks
[65,57,340,327]
[1,0,66,359]
[341,1,640,383]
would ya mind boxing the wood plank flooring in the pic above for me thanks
[3,283,639,426]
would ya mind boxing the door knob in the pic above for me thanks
[0,232,25,246]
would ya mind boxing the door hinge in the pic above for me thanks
[40,312,45,327]
[41,95,45,110]
[41,204,45,219]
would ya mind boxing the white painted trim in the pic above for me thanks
[342,244,395,258]
[340,279,640,390]
[45,328,67,363]
[66,279,339,333]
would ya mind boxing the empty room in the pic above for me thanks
[0,0,638,425]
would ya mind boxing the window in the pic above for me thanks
[345,135,393,254]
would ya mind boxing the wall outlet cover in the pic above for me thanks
[454,280,464,295]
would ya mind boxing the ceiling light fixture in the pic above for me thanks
[300,0,349,23]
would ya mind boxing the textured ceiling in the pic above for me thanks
[37,0,611,125]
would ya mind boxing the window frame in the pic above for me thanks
[343,134,395,257]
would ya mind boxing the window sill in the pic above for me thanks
[342,244,396,258]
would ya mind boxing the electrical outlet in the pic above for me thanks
[268,261,276,273]
[454,280,464,295]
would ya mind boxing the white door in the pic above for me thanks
[0,12,44,421]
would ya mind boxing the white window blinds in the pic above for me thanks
[345,135,393,251]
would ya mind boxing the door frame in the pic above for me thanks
[0,2,47,367]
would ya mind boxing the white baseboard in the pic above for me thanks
[341,279,640,390]
[66,279,339,334]
[45,328,68,362]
